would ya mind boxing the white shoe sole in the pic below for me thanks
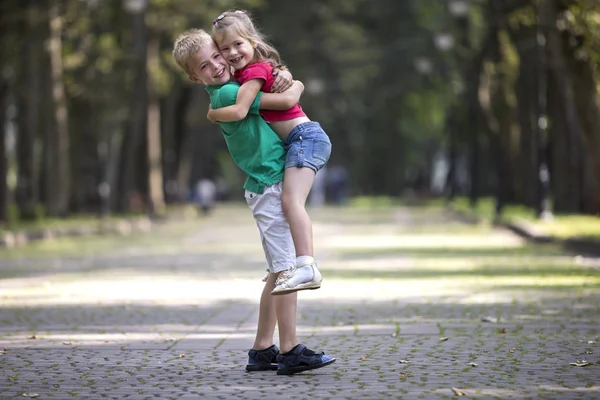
[271,281,322,295]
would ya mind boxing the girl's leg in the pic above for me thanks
[281,166,316,256]
[252,273,278,350]
[271,166,322,295]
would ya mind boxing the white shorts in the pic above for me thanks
[245,181,295,274]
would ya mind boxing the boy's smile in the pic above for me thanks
[188,42,231,86]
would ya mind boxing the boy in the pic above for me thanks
[172,29,335,375]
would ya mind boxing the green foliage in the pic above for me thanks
[3,0,600,220]
[564,0,600,71]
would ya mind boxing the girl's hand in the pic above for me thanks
[271,69,293,93]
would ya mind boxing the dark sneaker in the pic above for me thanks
[246,344,279,372]
[276,343,336,375]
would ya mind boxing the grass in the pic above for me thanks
[0,215,128,234]
[0,204,198,235]
[448,197,600,240]
[450,197,533,222]
[530,215,600,239]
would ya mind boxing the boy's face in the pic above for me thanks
[188,42,231,86]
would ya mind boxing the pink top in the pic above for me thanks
[234,62,306,123]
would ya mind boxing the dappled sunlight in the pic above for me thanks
[1,205,599,399]
[322,232,525,249]
[430,386,600,397]
[1,274,597,310]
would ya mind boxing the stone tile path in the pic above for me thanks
[0,205,598,399]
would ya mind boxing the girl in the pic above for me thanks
[209,10,332,296]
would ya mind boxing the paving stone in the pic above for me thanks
[0,206,598,399]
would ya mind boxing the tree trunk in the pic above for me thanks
[545,1,584,213]
[510,25,538,208]
[45,2,70,216]
[0,78,7,224]
[0,6,9,224]
[534,0,552,219]
[478,60,504,217]
[117,9,147,212]
[176,86,210,200]
[568,48,600,213]
[16,1,43,220]
[146,35,164,215]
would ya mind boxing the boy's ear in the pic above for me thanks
[188,74,201,84]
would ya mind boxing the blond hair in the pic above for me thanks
[211,10,282,67]
[172,29,214,75]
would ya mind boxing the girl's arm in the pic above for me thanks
[260,80,304,110]
[207,79,263,123]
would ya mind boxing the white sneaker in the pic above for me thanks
[271,263,322,295]
[262,269,269,282]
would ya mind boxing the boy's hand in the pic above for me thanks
[207,105,218,123]
[271,69,293,93]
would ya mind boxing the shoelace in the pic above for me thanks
[275,266,297,286]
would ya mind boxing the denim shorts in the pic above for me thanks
[284,122,332,172]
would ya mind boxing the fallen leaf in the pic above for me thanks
[62,341,72,345]
[469,362,478,367]
[585,351,593,355]
[27,335,36,340]
[498,328,506,334]
[481,317,496,323]
[569,360,592,367]
[0,350,6,355]
[509,348,516,353]
[22,393,39,398]
[359,355,369,361]
[588,341,596,345]
[451,387,467,396]
[398,372,406,377]
[439,337,449,342]
[391,333,397,338]
[399,359,409,364]
[178,354,185,358]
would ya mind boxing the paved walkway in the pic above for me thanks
[0,205,598,399]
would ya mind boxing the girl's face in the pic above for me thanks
[216,30,255,70]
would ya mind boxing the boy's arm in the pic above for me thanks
[207,79,264,123]
[259,80,304,110]
[271,68,293,93]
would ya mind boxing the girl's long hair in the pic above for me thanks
[211,10,282,67]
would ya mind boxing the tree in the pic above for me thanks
[45,2,71,216]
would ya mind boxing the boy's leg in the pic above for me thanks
[244,183,296,369]
[249,183,336,375]
[273,282,298,353]
[253,272,278,351]
[274,283,336,376]
[246,272,279,372]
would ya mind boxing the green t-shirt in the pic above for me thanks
[206,82,286,194]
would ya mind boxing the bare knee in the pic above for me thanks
[281,192,296,216]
